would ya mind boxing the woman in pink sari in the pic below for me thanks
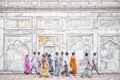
[24,55,31,74]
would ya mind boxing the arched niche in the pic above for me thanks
[71,40,90,73]
[4,40,29,71]
[38,36,61,53]
[39,40,59,56]
[99,40,120,72]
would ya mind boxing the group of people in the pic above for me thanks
[24,51,99,78]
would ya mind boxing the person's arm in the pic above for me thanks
[55,60,56,66]
[92,59,95,65]
[31,57,33,62]
[92,57,95,66]
[88,59,92,67]
[54,57,57,66]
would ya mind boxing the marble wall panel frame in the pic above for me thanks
[4,16,33,29]
[66,16,92,30]
[98,17,120,30]
[7,0,30,6]
[98,34,120,73]
[36,16,63,30]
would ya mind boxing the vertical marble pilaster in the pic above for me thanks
[0,17,4,70]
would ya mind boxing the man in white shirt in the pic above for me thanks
[54,52,60,76]
[60,52,64,72]
[91,53,100,75]
[31,52,38,74]
[61,52,69,77]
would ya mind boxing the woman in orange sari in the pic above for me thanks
[69,52,77,75]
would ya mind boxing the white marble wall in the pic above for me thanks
[0,0,120,73]
[0,17,4,71]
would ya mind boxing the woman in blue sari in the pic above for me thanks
[47,54,54,75]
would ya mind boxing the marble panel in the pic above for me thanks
[98,17,120,29]
[5,17,32,29]
[37,17,62,30]
[67,17,91,29]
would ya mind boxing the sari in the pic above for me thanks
[47,56,54,74]
[69,55,77,75]
[40,58,50,77]
[24,55,31,74]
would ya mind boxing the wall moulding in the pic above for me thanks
[0,6,120,12]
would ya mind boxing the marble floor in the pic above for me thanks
[0,74,120,80]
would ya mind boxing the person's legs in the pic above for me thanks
[49,65,54,75]
[51,65,54,73]
[57,65,60,75]
[65,66,68,76]
[32,66,38,74]
[94,65,100,75]
[61,66,66,75]
[61,70,65,75]
[31,66,33,72]
[91,65,94,72]
[55,66,58,75]
[37,66,42,74]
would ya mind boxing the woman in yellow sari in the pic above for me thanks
[69,52,77,75]
[39,54,49,77]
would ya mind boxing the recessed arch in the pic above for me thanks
[100,39,120,71]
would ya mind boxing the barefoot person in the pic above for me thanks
[24,55,31,74]
[69,52,77,76]
[91,53,100,75]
